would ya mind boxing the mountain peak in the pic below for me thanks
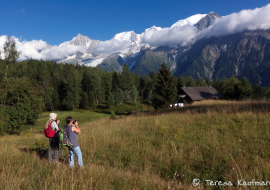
[113,31,138,42]
[194,12,221,30]
[171,14,207,28]
[144,26,162,33]
[70,33,91,46]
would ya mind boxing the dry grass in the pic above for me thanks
[1,100,270,189]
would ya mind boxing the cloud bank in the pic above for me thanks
[198,3,270,39]
[142,3,270,47]
[93,39,131,54]
[142,25,198,47]
[0,35,86,61]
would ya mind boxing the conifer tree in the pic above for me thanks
[119,64,133,92]
[115,88,124,105]
[177,76,185,94]
[185,75,196,87]
[107,91,114,108]
[131,85,138,104]
[151,62,177,109]
[79,92,89,110]
[196,77,205,87]
[205,77,211,86]
[112,71,120,94]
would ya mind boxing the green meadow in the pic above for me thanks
[1,100,270,189]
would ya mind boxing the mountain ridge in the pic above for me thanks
[57,12,220,70]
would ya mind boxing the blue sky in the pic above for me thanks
[1,0,269,45]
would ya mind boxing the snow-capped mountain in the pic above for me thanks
[56,12,219,68]
[170,14,207,28]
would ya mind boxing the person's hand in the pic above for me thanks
[75,121,78,126]
[57,120,60,125]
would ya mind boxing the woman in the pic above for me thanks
[45,113,61,164]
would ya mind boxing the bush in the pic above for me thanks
[110,111,116,119]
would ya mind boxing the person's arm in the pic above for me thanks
[56,120,60,131]
[72,121,81,134]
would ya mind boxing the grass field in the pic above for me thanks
[2,100,270,189]
[21,110,111,134]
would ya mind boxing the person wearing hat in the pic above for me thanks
[46,113,60,164]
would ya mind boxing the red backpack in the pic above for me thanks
[44,120,56,138]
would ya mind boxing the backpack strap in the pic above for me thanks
[49,120,56,131]
[44,120,54,129]
[49,120,54,126]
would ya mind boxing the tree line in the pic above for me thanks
[1,37,270,134]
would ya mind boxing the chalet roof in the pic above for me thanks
[180,86,223,101]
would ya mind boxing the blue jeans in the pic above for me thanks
[69,146,84,168]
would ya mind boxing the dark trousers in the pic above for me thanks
[48,133,59,163]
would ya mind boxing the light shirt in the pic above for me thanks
[49,119,59,131]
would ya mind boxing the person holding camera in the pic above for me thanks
[66,116,84,168]
[46,113,61,164]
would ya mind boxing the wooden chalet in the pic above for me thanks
[179,86,223,104]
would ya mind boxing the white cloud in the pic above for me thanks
[198,3,270,39]
[0,35,86,61]
[1,4,270,62]
[93,39,130,54]
[142,25,198,47]
[142,3,270,48]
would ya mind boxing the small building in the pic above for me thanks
[179,86,223,104]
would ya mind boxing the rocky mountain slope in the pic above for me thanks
[174,30,270,86]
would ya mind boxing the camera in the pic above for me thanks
[73,120,77,125]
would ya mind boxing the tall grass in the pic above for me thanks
[1,100,270,189]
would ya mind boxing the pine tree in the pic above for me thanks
[212,77,222,93]
[115,88,124,105]
[185,76,196,87]
[131,85,138,104]
[107,91,114,108]
[196,77,205,87]
[79,92,89,110]
[151,62,177,109]
[177,76,185,94]
[205,77,211,86]
[112,71,120,94]
[119,64,133,92]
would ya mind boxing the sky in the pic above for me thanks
[1,0,270,45]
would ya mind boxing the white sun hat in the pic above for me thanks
[49,113,57,120]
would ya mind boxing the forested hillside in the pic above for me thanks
[1,43,270,135]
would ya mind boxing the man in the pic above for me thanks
[66,116,84,168]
